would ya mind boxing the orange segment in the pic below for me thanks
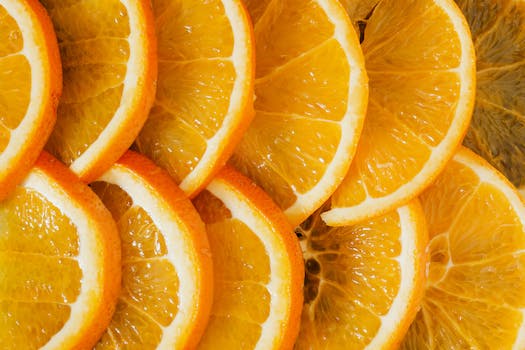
[193,166,304,349]
[231,0,368,226]
[42,0,157,182]
[0,0,61,200]
[91,151,213,349]
[0,152,120,348]
[322,0,476,226]
[135,0,254,197]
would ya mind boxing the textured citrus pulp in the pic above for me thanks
[91,151,213,349]
[456,0,525,195]
[401,147,525,349]
[0,152,120,349]
[42,0,157,182]
[0,0,61,200]
[322,0,476,226]
[135,0,254,197]
[193,166,304,349]
[231,0,368,226]
[295,200,427,349]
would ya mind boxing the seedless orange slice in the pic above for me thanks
[0,0,61,200]
[135,0,254,197]
[402,147,525,349]
[231,0,368,226]
[193,166,304,349]
[295,200,427,349]
[323,0,476,226]
[43,0,157,182]
[91,151,213,349]
[0,152,120,349]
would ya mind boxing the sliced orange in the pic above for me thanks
[91,151,213,349]
[295,200,427,349]
[0,152,120,348]
[230,0,368,226]
[42,0,157,182]
[193,166,304,349]
[134,0,255,197]
[0,0,61,200]
[401,147,525,349]
[322,0,476,226]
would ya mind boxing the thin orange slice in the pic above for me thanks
[193,166,304,349]
[91,151,213,349]
[322,0,476,226]
[0,152,120,348]
[0,0,61,200]
[135,0,254,197]
[43,0,157,182]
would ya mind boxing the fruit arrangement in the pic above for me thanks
[1,0,525,349]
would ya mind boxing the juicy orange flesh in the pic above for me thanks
[0,4,31,153]
[332,0,463,207]
[458,0,525,188]
[402,158,525,349]
[135,0,235,185]
[0,188,81,348]
[193,190,271,349]
[42,0,130,165]
[92,182,179,349]
[296,207,402,349]
[231,0,350,211]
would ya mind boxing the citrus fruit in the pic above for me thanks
[42,0,157,182]
[401,147,525,349]
[193,166,304,349]
[0,152,120,349]
[91,151,213,349]
[0,0,61,200]
[456,0,525,194]
[322,0,476,226]
[135,0,255,197]
[295,200,427,349]
[230,0,368,226]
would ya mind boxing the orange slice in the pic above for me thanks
[193,166,304,349]
[42,0,157,182]
[401,147,525,349]
[231,0,368,226]
[0,0,61,200]
[322,0,476,226]
[0,152,120,348]
[135,0,254,197]
[91,151,213,349]
[295,200,427,349]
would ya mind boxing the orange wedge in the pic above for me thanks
[0,0,61,200]
[0,152,120,348]
[42,0,157,182]
[231,0,368,226]
[295,200,427,349]
[193,166,304,349]
[135,0,255,197]
[322,0,476,226]
[91,151,213,349]
[402,147,525,349]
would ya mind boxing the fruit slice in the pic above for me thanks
[135,0,254,197]
[0,152,120,349]
[322,0,476,226]
[401,147,525,349]
[42,0,157,182]
[295,200,427,349]
[91,151,213,349]
[193,166,304,349]
[0,0,61,200]
[231,0,368,226]
[456,0,525,194]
